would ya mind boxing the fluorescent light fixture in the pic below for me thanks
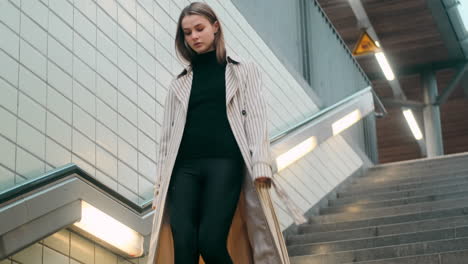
[457,1,468,31]
[375,52,395,81]
[332,109,362,135]
[402,108,423,140]
[72,201,144,258]
[375,41,381,48]
[276,137,317,172]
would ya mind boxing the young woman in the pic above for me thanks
[147,2,305,264]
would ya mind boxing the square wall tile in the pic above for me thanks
[117,26,136,59]
[118,70,137,103]
[0,136,16,170]
[0,165,15,191]
[17,120,45,159]
[74,0,97,24]
[137,66,156,99]
[48,36,73,75]
[118,137,137,170]
[74,7,96,46]
[49,0,73,26]
[138,131,156,161]
[95,244,118,264]
[21,0,48,29]
[18,65,47,106]
[43,229,70,257]
[0,0,21,32]
[11,243,42,264]
[138,152,156,180]
[97,52,118,87]
[118,115,137,147]
[72,129,96,166]
[47,86,73,124]
[96,121,117,155]
[117,93,137,125]
[19,40,47,81]
[43,246,68,264]
[117,5,136,38]
[73,106,96,141]
[0,107,17,141]
[18,93,46,132]
[73,32,96,70]
[96,146,117,179]
[0,50,19,87]
[16,147,45,179]
[0,22,20,59]
[48,11,73,50]
[46,112,72,149]
[47,61,73,100]
[137,109,156,141]
[97,7,117,41]
[97,98,118,132]
[0,78,18,113]
[73,81,96,117]
[97,29,118,65]
[46,138,71,168]
[20,13,47,55]
[70,232,95,264]
[96,75,117,110]
[73,57,96,95]
[138,88,156,121]
[118,160,137,192]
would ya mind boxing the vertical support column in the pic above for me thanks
[421,69,444,157]
[363,114,379,164]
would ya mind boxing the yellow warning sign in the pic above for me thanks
[352,31,381,56]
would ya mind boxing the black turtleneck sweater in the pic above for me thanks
[175,49,243,161]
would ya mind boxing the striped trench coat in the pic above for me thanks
[146,51,292,264]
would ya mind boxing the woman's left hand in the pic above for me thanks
[255,177,272,188]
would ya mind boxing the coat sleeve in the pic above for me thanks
[244,61,275,181]
[154,81,176,197]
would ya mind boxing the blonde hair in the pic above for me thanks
[175,2,227,78]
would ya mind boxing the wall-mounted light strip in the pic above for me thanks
[332,109,362,135]
[72,201,144,258]
[276,137,317,172]
[403,108,423,140]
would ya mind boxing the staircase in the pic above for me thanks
[287,153,468,263]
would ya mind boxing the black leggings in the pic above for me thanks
[167,157,245,264]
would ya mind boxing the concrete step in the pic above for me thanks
[289,237,468,264]
[288,225,468,256]
[369,153,468,173]
[359,165,468,180]
[302,206,468,233]
[346,170,468,193]
[336,181,468,200]
[343,249,468,264]
[310,197,468,225]
[340,172,468,196]
[323,190,468,214]
[291,215,468,245]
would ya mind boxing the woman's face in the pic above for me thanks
[182,14,219,54]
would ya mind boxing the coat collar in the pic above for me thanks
[172,50,244,113]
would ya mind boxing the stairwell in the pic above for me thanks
[287,153,468,263]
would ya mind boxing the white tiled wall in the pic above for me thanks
[0,0,365,260]
[2,228,147,264]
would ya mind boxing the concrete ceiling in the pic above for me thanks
[316,0,468,163]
